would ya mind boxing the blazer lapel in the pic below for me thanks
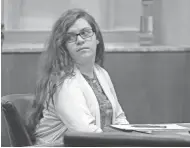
[94,66,116,123]
[74,67,101,127]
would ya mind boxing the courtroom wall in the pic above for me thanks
[2,52,190,124]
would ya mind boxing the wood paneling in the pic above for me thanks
[2,51,190,124]
[104,52,190,123]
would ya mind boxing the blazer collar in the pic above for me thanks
[94,66,116,116]
[74,65,101,127]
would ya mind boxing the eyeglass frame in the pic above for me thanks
[64,27,95,44]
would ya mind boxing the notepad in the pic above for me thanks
[111,124,188,131]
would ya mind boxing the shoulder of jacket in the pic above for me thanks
[57,74,79,93]
[95,64,108,75]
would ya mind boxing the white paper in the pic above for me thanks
[111,124,188,131]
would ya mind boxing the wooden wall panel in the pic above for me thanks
[2,52,190,124]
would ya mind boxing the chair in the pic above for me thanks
[1,99,33,146]
[1,105,11,146]
[1,94,34,146]
[1,94,64,147]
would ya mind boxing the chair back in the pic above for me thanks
[1,94,34,146]
[1,106,11,146]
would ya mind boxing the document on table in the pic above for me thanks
[111,124,189,131]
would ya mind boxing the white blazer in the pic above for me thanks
[55,64,129,133]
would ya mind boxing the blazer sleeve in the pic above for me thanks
[103,69,129,124]
[55,83,102,133]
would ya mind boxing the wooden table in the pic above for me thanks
[64,123,190,147]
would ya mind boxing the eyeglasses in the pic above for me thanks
[65,28,94,43]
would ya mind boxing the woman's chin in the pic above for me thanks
[79,52,95,63]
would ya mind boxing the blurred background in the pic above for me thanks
[2,0,190,45]
[1,0,190,124]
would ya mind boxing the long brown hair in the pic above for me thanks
[26,8,105,143]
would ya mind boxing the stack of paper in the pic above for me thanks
[111,124,189,134]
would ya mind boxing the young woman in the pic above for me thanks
[27,8,129,144]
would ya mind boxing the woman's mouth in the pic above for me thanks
[77,47,89,52]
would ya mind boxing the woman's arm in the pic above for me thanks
[55,83,102,132]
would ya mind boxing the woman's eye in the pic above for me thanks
[81,31,88,35]
[81,30,91,37]
[67,34,76,40]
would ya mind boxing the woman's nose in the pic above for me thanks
[76,35,85,44]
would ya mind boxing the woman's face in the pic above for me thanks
[65,18,98,65]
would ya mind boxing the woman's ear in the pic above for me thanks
[96,40,99,44]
